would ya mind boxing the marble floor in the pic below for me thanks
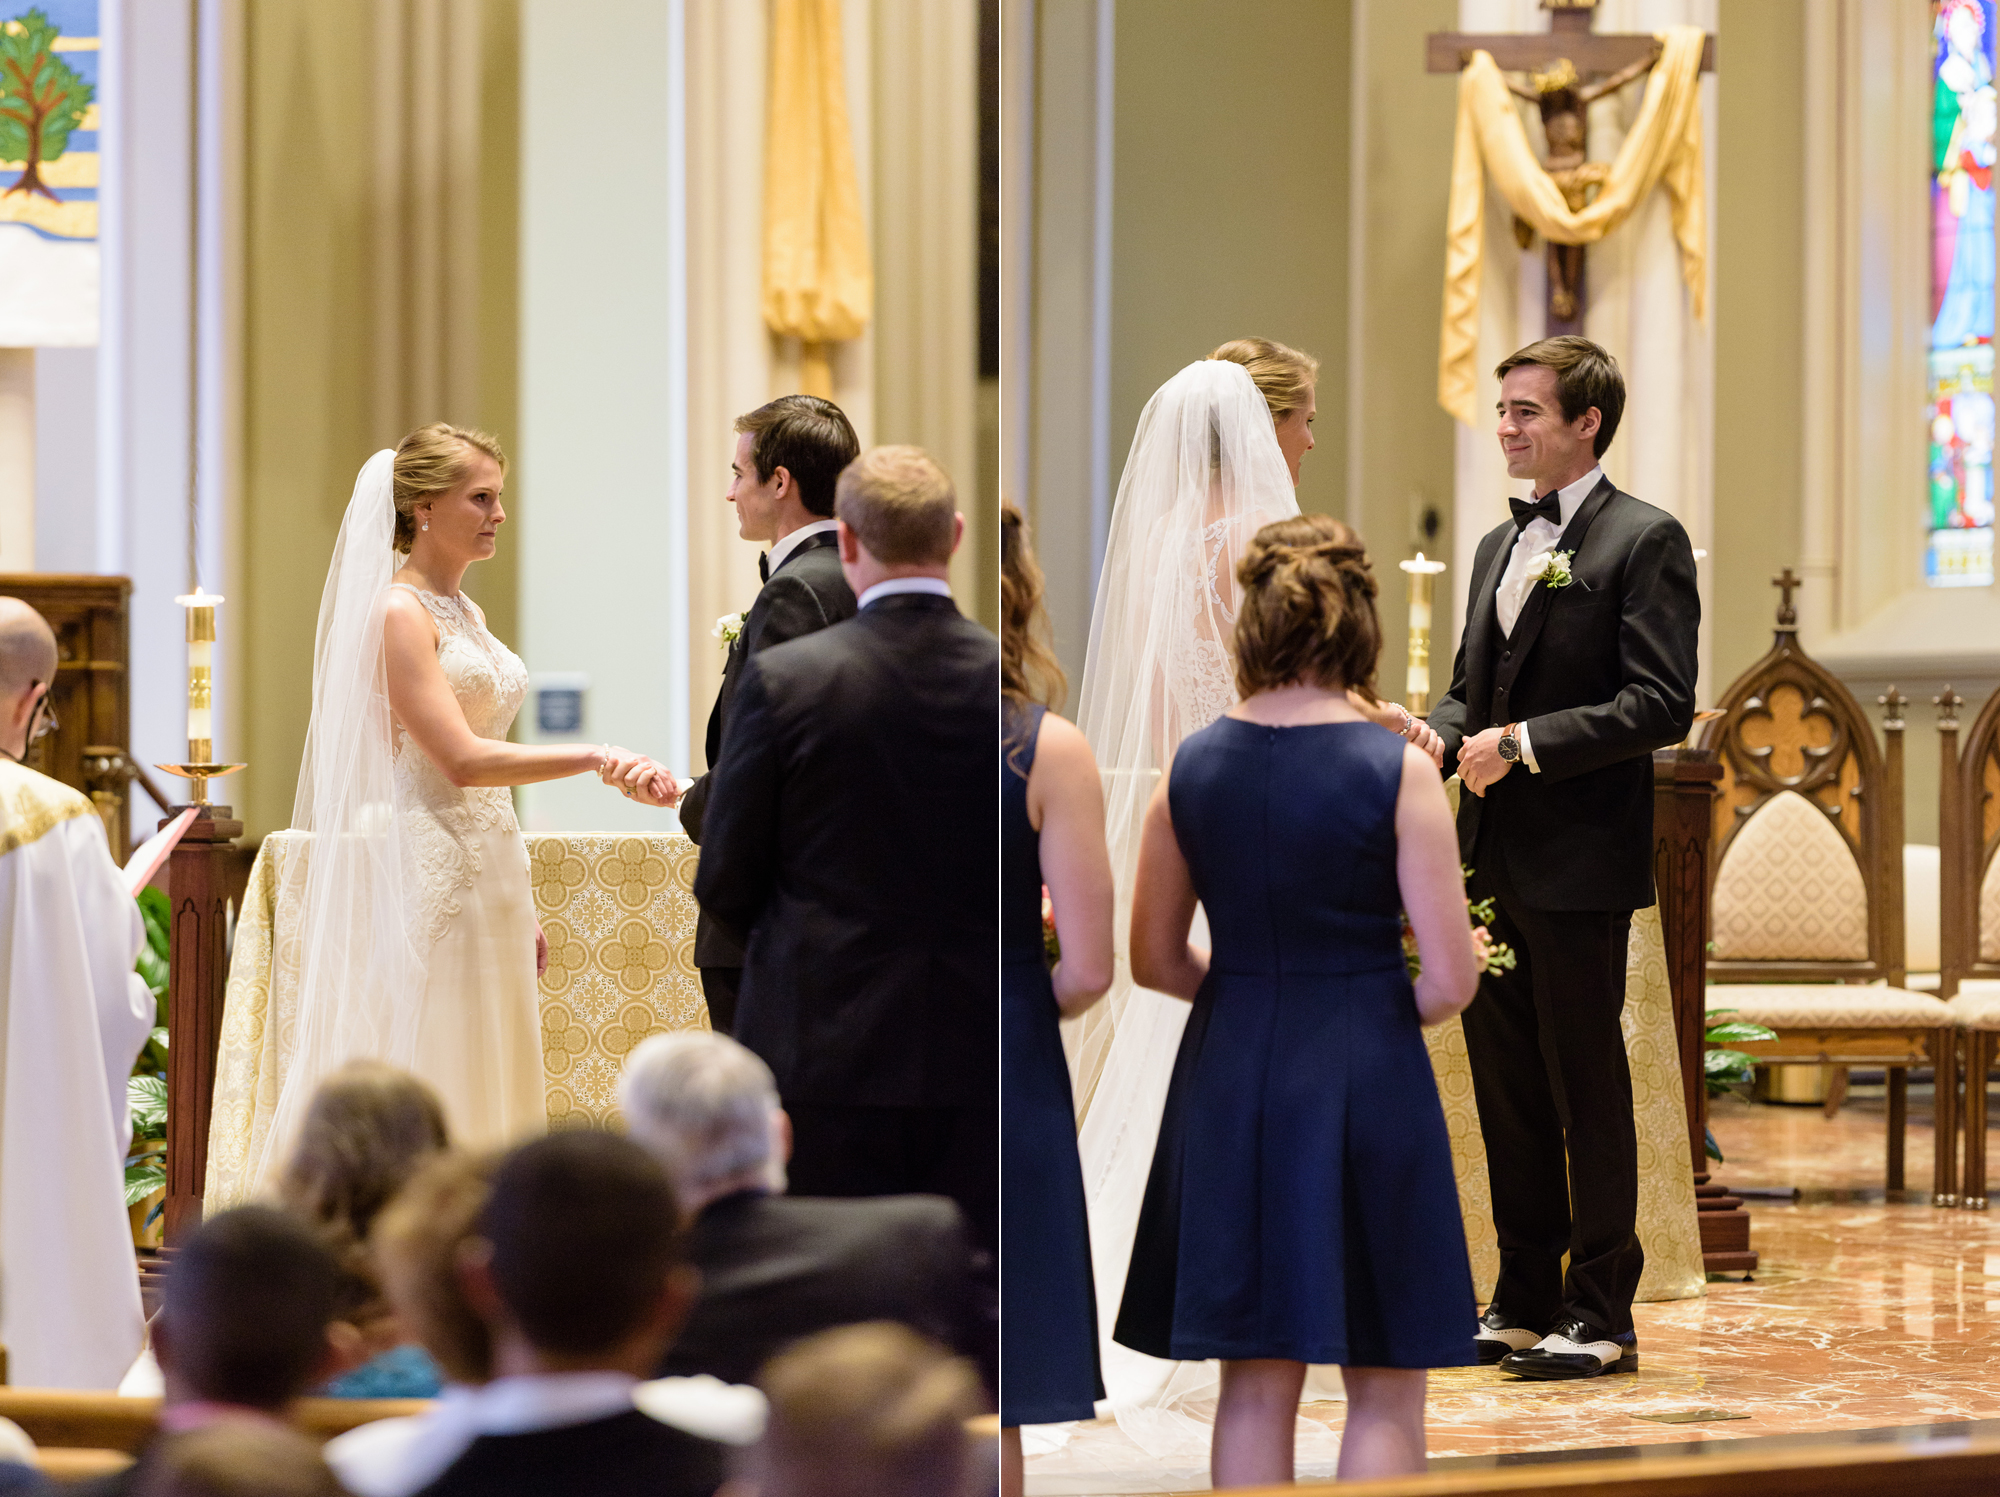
[1022,1085,2000,1494]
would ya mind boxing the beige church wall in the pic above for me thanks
[1107,0,1358,572]
[1345,0,1459,705]
[1010,0,1103,714]
[1709,0,1805,696]
[236,0,521,842]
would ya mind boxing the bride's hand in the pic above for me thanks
[534,921,549,979]
[1349,691,1445,768]
[597,744,643,783]
[625,759,681,808]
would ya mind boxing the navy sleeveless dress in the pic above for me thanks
[1114,718,1476,1368]
[1000,702,1104,1424]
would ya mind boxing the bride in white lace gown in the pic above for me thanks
[256,425,653,1180]
[1073,343,1441,1432]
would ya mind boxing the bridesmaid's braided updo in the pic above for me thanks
[1231,514,1382,704]
[392,423,508,552]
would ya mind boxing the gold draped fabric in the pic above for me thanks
[764,0,872,399]
[205,832,707,1210]
[1424,900,1706,1304]
[1438,27,1709,425]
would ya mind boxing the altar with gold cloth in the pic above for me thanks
[205,832,707,1210]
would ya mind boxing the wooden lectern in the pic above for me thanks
[1654,748,1756,1273]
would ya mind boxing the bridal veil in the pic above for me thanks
[249,450,431,1185]
[1071,358,1302,1423]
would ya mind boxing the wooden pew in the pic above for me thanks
[0,1390,430,1484]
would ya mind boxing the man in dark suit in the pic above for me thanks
[1429,337,1698,1382]
[418,1131,726,1497]
[691,446,999,1250]
[618,1030,992,1390]
[675,396,859,1035]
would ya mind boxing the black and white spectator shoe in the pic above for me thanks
[1498,1320,1638,1379]
[1472,1307,1545,1366]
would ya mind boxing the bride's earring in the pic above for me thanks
[422,519,430,531]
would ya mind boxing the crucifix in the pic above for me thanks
[1772,566,1801,630]
[1427,0,1717,338]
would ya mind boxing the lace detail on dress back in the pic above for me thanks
[389,584,531,945]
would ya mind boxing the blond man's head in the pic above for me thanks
[743,1322,988,1497]
[834,446,959,568]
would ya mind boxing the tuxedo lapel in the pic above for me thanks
[1497,475,1618,674]
[1464,524,1516,727]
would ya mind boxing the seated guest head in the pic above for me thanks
[1231,514,1382,706]
[731,395,861,544]
[154,1207,340,1415]
[371,1150,499,1386]
[279,1061,450,1327]
[459,1130,695,1376]
[619,1031,788,1215]
[131,1421,343,1497]
[0,598,58,762]
[833,446,964,593]
[734,1323,986,1497]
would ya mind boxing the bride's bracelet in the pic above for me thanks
[1393,704,1418,740]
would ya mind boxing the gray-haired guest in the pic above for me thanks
[618,1032,991,1391]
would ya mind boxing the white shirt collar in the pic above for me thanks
[1536,464,1604,528]
[471,1372,638,1435]
[764,518,840,576]
[857,576,953,610]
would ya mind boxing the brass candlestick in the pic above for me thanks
[1399,553,1448,717]
[156,587,246,806]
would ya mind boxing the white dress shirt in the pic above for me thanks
[1494,464,1602,773]
[324,1372,768,1497]
[764,518,840,576]
[857,576,953,610]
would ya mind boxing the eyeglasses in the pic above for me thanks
[27,684,55,744]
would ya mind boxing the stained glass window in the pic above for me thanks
[1930,0,1998,587]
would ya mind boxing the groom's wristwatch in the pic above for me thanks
[1497,724,1522,764]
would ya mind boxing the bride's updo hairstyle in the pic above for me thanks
[1207,337,1319,422]
[392,423,508,552]
[1232,514,1382,705]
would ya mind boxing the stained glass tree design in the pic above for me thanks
[1930,0,1999,587]
[0,7,93,203]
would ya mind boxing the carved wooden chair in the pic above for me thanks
[1698,576,1953,1198]
[1937,686,2000,1208]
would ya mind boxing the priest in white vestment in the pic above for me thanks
[0,600,153,1387]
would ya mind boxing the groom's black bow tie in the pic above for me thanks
[758,551,770,583]
[1509,493,1563,533]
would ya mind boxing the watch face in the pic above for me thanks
[1499,735,1519,763]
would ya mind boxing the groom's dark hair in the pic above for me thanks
[1495,336,1624,458]
[735,396,861,519]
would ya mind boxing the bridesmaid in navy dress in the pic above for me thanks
[999,506,1115,1497]
[1119,515,1481,1487]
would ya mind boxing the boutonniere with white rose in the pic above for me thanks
[1528,549,1575,590]
[712,612,745,650]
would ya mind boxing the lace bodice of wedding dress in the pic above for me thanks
[389,584,531,946]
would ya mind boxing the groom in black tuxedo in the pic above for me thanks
[1430,337,1697,1381]
[678,396,859,1034]
[692,446,999,1249]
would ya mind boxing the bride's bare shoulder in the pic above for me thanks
[381,583,439,645]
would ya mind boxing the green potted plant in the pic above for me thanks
[127,886,170,1247]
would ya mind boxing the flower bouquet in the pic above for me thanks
[1402,867,1516,980]
[1042,885,1061,967]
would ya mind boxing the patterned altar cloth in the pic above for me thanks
[204,831,707,1210]
[1424,900,1706,1304]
